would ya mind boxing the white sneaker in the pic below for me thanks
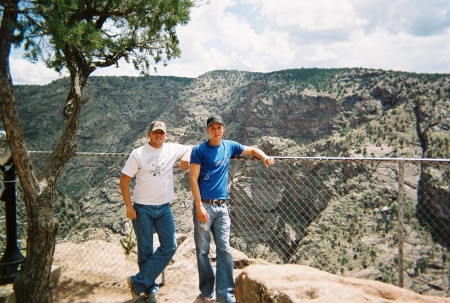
[195,294,215,303]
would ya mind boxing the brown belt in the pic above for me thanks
[201,199,228,205]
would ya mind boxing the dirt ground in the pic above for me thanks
[52,263,239,303]
[52,239,242,303]
[52,275,201,303]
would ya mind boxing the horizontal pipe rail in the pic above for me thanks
[28,150,450,164]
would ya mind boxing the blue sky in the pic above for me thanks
[10,0,450,85]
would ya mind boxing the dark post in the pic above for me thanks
[0,130,25,284]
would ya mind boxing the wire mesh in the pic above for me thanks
[0,153,449,301]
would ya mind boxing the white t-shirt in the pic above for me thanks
[121,142,190,205]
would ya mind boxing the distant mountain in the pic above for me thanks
[11,66,450,237]
[13,68,449,155]
[6,68,450,296]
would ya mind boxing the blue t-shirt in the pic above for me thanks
[191,139,244,199]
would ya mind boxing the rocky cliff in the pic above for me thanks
[5,68,450,298]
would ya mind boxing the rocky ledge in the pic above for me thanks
[235,264,450,303]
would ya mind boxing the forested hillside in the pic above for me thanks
[4,68,450,296]
[13,68,449,158]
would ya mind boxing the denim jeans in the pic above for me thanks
[193,202,235,303]
[131,203,177,295]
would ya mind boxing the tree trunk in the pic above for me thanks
[1,1,57,301]
[0,1,80,302]
[12,76,83,303]
[14,190,59,303]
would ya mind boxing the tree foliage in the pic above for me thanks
[16,0,192,74]
[0,0,193,302]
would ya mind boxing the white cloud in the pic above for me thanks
[352,0,450,36]
[244,0,367,32]
[91,61,140,78]
[306,48,338,62]
[9,0,450,85]
[11,57,66,85]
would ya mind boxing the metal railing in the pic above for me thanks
[1,153,449,301]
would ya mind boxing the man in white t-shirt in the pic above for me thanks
[120,121,192,303]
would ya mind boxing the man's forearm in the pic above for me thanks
[190,181,202,207]
[181,146,193,161]
[120,177,133,208]
[252,148,269,160]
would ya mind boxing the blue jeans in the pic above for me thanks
[193,202,235,303]
[131,203,176,295]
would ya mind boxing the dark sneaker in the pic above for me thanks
[195,294,215,303]
[146,294,158,303]
[127,276,141,302]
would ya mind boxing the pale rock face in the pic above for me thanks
[235,264,450,303]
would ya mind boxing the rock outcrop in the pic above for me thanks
[235,264,450,303]
[53,239,449,302]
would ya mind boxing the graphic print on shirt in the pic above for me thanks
[203,151,229,180]
[215,151,229,167]
[146,155,165,177]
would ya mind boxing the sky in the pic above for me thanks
[10,0,450,85]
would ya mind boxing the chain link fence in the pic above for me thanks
[1,153,449,301]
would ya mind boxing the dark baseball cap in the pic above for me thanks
[206,115,225,127]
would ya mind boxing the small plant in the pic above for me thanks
[120,222,137,255]
[305,287,319,299]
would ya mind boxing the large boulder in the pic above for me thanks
[235,264,449,303]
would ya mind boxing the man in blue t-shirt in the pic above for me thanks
[190,115,275,303]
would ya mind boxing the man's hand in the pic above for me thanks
[196,204,209,223]
[179,159,190,171]
[241,146,275,168]
[179,146,193,171]
[263,156,275,168]
[126,206,137,220]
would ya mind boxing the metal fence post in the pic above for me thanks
[397,161,404,288]
[0,163,26,284]
[0,130,26,284]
